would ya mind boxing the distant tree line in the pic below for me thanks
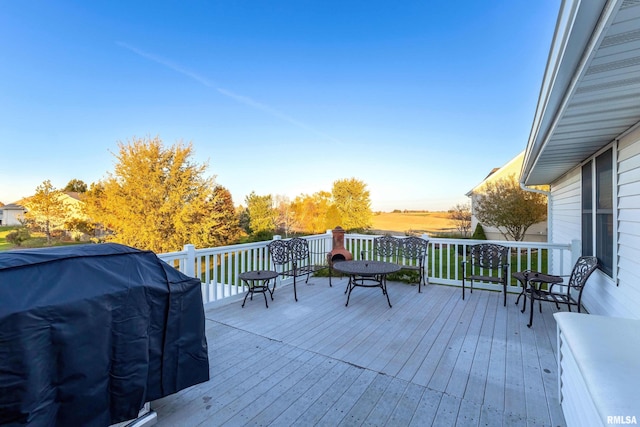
[14,136,373,253]
[240,177,372,241]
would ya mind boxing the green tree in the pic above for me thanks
[237,205,250,234]
[83,136,226,253]
[471,223,487,240]
[331,178,372,232]
[208,185,242,246]
[474,175,547,241]
[63,179,88,193]
[448,202,472,237]
[245,192,275,235]
[24,180,70,244]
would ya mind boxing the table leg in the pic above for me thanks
[528,284,535,327]
[242,288,251,308]
[520,279,529,314]
[345,276,354,306]
[262,283,269,308]
[241,279,273,308]
[382,276,392,308]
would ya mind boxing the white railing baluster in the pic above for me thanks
[156,234,573,305]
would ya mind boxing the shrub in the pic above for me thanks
[248,230,275,242]
[472,223,487,240]
[6,228,31,246]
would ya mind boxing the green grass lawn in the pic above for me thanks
[0,226,16,250]
[0,226,85,251]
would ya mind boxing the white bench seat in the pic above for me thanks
[554,312,640,427]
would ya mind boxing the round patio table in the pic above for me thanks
[239,270,278,308]
[332,260,400,308]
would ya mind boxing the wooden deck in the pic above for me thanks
[151,277,567,426]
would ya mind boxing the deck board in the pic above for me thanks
[152,278,568,426]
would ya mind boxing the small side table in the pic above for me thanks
[239,270,279,308]
[513,270,563,311]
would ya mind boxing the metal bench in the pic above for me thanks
[267,237,331,302]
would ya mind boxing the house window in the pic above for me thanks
[582,148,613,277]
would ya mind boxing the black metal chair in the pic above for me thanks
[521,256,598,327]
[267,238,330,302]
[361,235,400,262]
[399,236,429,292]
[461,243,510,306]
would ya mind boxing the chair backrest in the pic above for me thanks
[267,240,290,266]
[400,236,428,261]
[287,237,310,262]
[469,243,509,269]
[373,236,400,258]
[568,256,598,289]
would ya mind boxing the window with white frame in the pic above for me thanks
[581,148,614,277]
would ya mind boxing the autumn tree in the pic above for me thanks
[332,178,372,231]
[24,180,70,243]
[244,192,275,236]
[274,195,296,237]
[290,191,339,234]
[448,203,472,237]
[83,136,232,253]
[474,175,547,241]
[63,179,88,193]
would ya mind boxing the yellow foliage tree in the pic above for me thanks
[24,180,70,244]
[332,178,372,231]
[290,191,338,234]
[83,136,239,253]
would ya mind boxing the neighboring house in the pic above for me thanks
[1,192,89,236]
[58,192,85,220]
[521,0,640,319]
[466,151,548,242]
[0,204,27,226]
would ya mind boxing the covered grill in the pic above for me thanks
[0,243,210,426]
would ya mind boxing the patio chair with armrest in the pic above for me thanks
[521,256,598,327]
[398,236,429,293]
[267,237,331,302]
[461,243,510,306]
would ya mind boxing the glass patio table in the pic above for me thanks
[332,260,400,308]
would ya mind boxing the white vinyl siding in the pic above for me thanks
[548,133,640,319]
[549,169,581,275]
[615,127,640,319]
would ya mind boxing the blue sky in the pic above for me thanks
[1,1,560,211]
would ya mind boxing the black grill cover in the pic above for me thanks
[0,243,209,426]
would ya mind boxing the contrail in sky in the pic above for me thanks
[117,41,339,143]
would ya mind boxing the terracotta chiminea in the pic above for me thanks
[327,226,353,265]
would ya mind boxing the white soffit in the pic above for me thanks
[524,0,640,185]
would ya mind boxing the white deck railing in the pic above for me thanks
[158,231,576,305]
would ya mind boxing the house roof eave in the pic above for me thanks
[521,0,640,186]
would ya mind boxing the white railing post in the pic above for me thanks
[184,244,196,278]
[273,235,282,241]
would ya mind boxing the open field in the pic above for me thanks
[370,211,457,236]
